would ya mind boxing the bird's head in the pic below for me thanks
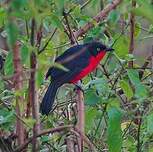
[86,41,114,56]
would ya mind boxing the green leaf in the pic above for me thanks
[0,77,4,90]
[85,107,98,131]
[21,45,30,65]
[0,109,15,131]
[132,1,153,24]
[50,13,63,29]
[113,35,129,58]
[22,117,36,128]
[107,107,122,152]
[135,84,148,99]
[4,51,14,75]
[127,69,147,99]
[89,78,110,95]
[41,135,50,142]
[135,23,141,37]
[108,10,120,23]
[120,80,133,100]
[55,0,65,14]
[0,8,6,27]
[11,0,27,9]
[127,69,140,86]
[7,21,18,47]
[85,89,101,105]
[147,113,153,134]
[36,70,44,87]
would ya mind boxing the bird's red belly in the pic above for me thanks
[70,52,105,83]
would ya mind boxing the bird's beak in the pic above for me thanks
[105,47,114,52]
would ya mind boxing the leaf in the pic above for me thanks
[50,13,63,29]
[85,107,98,131]
[84,89,101,105]
[22,118,36,128]
[127,69,140,86]
[147,113,153,135]
[7,21,18,47]
[21,45,30,65]
[0,8,6,27]
[11,0,27,9]
[89,78,110,95]
[0,109,15,131]
[0,77,4,90]
[132,1,153,24]
[36,69,44,87]
[107,107,122,152]
[55,0,65,14]
[4,51,14,75]
[135,23,141,37]
[127,69,147,99]
[108,10,120,23]
[113,35,129,58]
[120,80,133,100]
[123,135,136,152]
[41,136,50,142]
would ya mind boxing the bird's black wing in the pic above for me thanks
[46,44,91,80]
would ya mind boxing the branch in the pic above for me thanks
[74,0,123,39]
[12,41,25,145]
[76,87,85,151]
[14,125,73,152]
[128,0,136,68]
[28,18,40,151]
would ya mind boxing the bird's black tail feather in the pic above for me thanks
[40,82,60,115]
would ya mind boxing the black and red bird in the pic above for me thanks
[40,42,113,115]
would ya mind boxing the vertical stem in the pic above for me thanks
[136,110,142,152]
[29,18,40,151]
[128,0,136,68]
[76,87,84,152]
[30,52,40,151]
[12,42,25,145]
[100,0,104,10]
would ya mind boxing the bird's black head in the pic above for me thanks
[86,41,114,56]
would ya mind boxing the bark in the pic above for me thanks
[28,18,40,152]
[128,0,136,68]
[74,0,123,39]
[76,88,85,152]
[12,42,25,145]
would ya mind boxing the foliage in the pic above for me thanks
[0,0,153,151]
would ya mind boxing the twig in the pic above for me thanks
[71,128,97,152]
[38,28,57,54]
[29,18,40,151]
[76,87,85,152]
[74,0,123,39]
[12,41,25,145]
[14,125,73,152]
[63,10,78,44]
[128,0,136,68]
[136,111,142,152]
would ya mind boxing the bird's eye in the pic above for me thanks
[97,48,101,52]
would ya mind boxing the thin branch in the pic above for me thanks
[76,87,85,152]
[128,0,136,68]
[12,41,25,145]
[63,10,78,44]
[14,125,73,152]
[28,18,40,151]
[74,0,123,39]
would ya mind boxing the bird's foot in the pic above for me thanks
[74,82,84,92]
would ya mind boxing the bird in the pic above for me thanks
[40,41,113,115]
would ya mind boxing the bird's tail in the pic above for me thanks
[40,81,60,115]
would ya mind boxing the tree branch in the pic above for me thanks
[128,0,136,68]
[74,0,123,39]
